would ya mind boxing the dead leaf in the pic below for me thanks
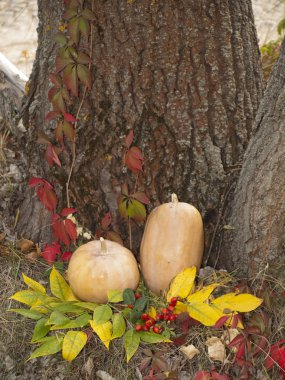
[105,231,124,246]
[180,344,200,359]
[25,245,42,261]
[0,232,6,243]
[83,356,94,377]
[96,370,116,380]
[222,328,240,345]
[206,337,226,363]
[17,238,34,253]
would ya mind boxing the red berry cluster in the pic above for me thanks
[135,297,178,333]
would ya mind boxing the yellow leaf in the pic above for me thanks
[62,331,87,361]
[167,267,196,302]
[89,320,112,349]
[211,293,263,313]
[124,329,140,362]
[50,267,77,301]
[10,290,41,307]
[187,303,223,326]
[148,306,156,319]
[224,313,244,329]
[187,284,219,303]
[22,273,46,294]
[174,301,188,314]
[107,289,124,303]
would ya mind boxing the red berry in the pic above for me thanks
[145,317,155,327]
[135,324,142,331]
[152,325,160,334]
[167,305,175,312]
[156,314,163,321]
[142,325,150,331]
[169,314,176,321]
[141,313,149,321]
[161,308,168,314]
[135,293,141,299]
[164,314,170,321]
[127,305,134,309]
[170,297,178,305]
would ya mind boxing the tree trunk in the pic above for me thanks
[220,37,285,276]
[13,1,263,261]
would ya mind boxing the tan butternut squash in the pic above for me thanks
[67,238,140,303]
[140,194,204,295]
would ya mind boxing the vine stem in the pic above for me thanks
[128,217,132,251]
[66,4,94,208]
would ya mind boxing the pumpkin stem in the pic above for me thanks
[100,237,108,254]
[171,193,179,203]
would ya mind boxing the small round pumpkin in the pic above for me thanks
[67,238,140,303]
[140,194,204,295]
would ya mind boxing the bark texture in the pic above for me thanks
[220,38,285,275]
[15,0,263,259]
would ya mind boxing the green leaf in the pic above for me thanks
[76,51,91,65]
[68,17,80,45]
[50,267,76,301]
[134,296,147,311]
[81,8,95,21]
[77,64,92,89]
[89,320,112,349]
[32,318,51,342]
[50,313,91,330]
[107,290,124,303]
[46,310,71,326]
[93,305,112,324]
[63,64,78,97]
[277,18,285,35]
[9,308,44,320]
[127,199,146,222]
[56,54,74,73]
[62,331,87,361]
[62,120,75,141]
[51,91,66,113]
[138,331,171,344]
[28,336,63,360]
[22,273,46,294]
[123,288,136,306]
[124,329,140,363]
[111,313,126,339]
[10,290,42,307]
[167,267,197,302]
[129,309,143,323]
[74,302,98,311]
[51,302,84,314]
[54,33,68,46]
[78,17,90,38]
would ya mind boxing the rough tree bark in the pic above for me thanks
[8,1,263,263]
[220,38,285,275]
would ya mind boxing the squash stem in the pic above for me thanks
[100,237,108,254]
[171,193,179,203]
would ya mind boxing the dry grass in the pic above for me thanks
[0,240,284,380]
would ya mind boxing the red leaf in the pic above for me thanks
[211,372,231,380]
[125,129,134,148]
[124,148,143,174]
[64,219,77,242]
[52,219,70,245]
[61,208,77,216]
[63,64,78,97]
[41,188,58,211]
[49,73,62,87]
[129,146,144,160]
[214,315,229,329]
[61,251,73,261]
[48,87,57,102]
[28,177,45,188]
[236,342,246,360]
[228,334,244,348]
[172,335,187,346]
[131,192,150,205]
[45,145,62,167]
[194,371,211,380]
[45,111,61,122]
[101,212,112,230]
[77,64,92,89]
[63,9,77,20]
[52,91,66,113]
[42,242,61,265]
[64,113,76,122]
